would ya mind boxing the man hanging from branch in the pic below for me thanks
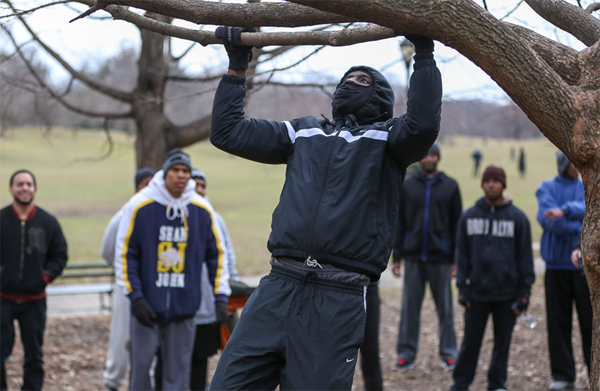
[209,26,442,390]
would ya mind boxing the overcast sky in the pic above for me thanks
[2,0,590,102]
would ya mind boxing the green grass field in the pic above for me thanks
[0,128,561,276]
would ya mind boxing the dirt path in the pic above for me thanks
[5,283,590,390]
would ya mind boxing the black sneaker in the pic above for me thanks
[442,357,456,371]
[392,358,415,371]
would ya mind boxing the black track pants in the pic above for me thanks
[452,300,516,391]
[209,266,366,391]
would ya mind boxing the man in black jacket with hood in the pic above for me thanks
[451,166,535,391]
[392,143,462,372]
[209,27,442,390]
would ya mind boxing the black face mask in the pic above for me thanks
[331,81,373,118]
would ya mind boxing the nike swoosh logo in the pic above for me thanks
[346,358,355,362]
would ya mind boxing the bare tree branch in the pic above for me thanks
[72,118,114,163]
[1,24,132,119]
[165,115,211,149]
[4,0,134,103]
[500,0,524,20]
[70,2,396,48]
[70,0,357,27]
[0,0,69,19]
[587,2,600,13]
[523,0,600,46]
[506,23,584,86]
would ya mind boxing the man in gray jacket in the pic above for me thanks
[100,167,154,391]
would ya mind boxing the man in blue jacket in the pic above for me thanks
[451,165,534,391]
[209,26,441,390]
[536,151,591,391]
[392,143,461,372]
[115,149,230,391]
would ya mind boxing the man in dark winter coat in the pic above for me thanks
[209,26,442,390]
[392,143,462,372]
[536,151,590,391]
[451,165,535,391]
[1,170,68,391]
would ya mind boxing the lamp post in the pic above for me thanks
[399,38,415,97]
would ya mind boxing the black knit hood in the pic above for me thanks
[332,66,395,125]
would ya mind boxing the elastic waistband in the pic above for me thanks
[270,266,364,296]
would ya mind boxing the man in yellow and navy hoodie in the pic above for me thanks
[115,149,230,391]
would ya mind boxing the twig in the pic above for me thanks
[0,0,69,19]
[72,118,114,163]
[500,0,524,20]
[586,2,600,13]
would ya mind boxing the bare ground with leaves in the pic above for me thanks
[5,282,590,390]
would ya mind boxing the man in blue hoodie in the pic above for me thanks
[115,149,231,391]
[536,151,591,391]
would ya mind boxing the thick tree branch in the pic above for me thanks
[71,2,396,48]
[288,0,579,152]
[5,0,133,103]
[506,23,584,86]
[70,0,356,27]
[2,24,131,119]
[524,0,600,46]
[587,2,600,14]
[165,115,211,149]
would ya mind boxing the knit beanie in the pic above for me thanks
[162,148,191,176]
[191,169,206,184]
[481,165,506,188]
[135,167,155,189]
[556,150,571,176]
[429,143,441,159]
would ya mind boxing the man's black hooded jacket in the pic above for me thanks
[456,198,535,301]
[393,170,462,264]
[211,56,442,281]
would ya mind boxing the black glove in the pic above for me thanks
[404,34,434,55]
[511,297,529,313]
[131,297,156,328]
[215,26,257,70]
[458,293,470,308]
[215,300,229,324]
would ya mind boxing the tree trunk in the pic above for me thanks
[132,13,171,170]
[581,166,600,388]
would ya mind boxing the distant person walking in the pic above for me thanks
[518,148,526,178]
[1,170,68,391]
[392,143,462,372]
[471,149,482,177]
[100,167,155,391]
[451,166,535,391]
[536,151,591,391]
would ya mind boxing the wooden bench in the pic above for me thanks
[46,262,115,312]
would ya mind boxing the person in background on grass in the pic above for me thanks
[115,149,230,390]
[471,149,482,177]
[1,170,68,391]
[208,25,441,390]
[392,143,461,373]
[451,165,534,391]
[100,167,155,391]
[536,151,591,391]
[518,148,526,178]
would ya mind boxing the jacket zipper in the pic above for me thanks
[422,179,433,261]
[19,220,26,282]
[306,127,342,262]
